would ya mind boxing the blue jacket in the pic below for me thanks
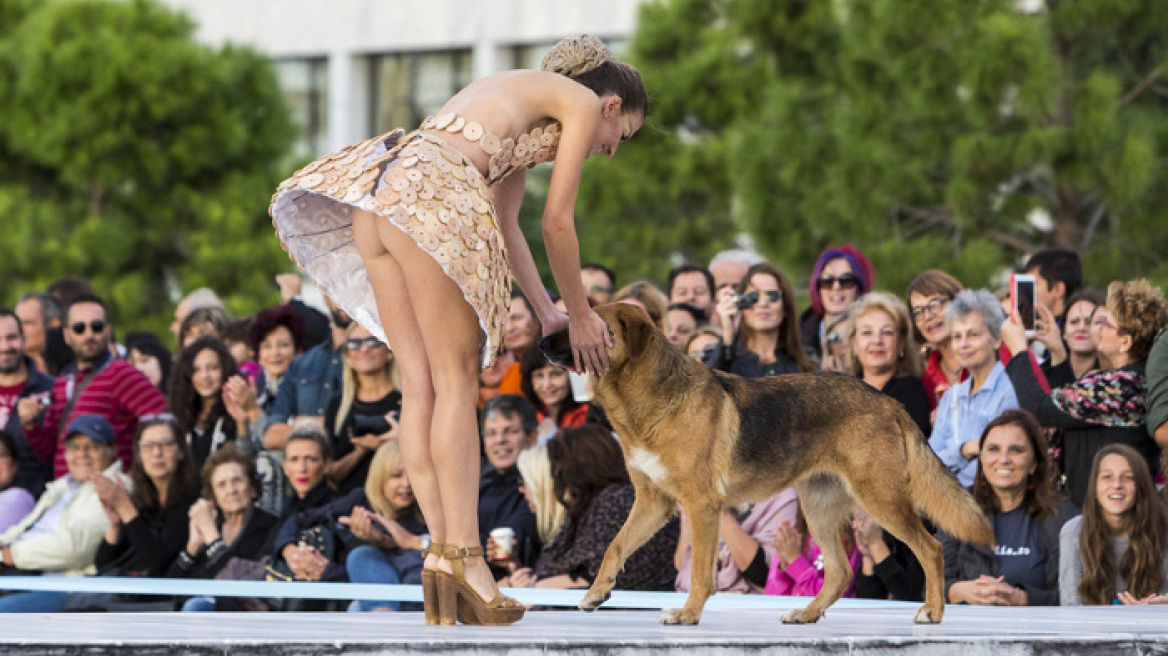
[262,339,344,429]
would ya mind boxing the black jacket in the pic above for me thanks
[702,340,801,379]
[96,489,200,577]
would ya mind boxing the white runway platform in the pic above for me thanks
[2,604,1164,655]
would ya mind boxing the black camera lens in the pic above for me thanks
[735,291,760,310]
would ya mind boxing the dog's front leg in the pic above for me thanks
[661,500,719,625]
[579,479,674,612]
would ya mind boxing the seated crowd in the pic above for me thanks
[1,245,1167,613]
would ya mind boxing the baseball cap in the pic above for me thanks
[65,415,116,446]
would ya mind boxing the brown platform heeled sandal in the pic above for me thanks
[421,542,445,625]
[435,545,525,626]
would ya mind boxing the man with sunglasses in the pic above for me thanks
[21,294,166,480]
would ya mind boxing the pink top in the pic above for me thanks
[764,536,862,598]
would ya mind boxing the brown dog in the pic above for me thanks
[538,303,993,625]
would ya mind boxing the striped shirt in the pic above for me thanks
[25,356,167,478]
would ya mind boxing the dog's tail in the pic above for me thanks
[900,410,994,547]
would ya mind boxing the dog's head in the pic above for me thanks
[538,303,657,376]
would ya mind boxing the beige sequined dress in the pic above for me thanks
[269,114,562,369]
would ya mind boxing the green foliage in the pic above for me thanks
[0,0,294,333]
[579,0,1168,298]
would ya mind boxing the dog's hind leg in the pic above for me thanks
[660,497,719,625]
[782,474,854,624]
[579,476,675,613]
[850,476,945,623]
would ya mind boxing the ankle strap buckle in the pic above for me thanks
[443,545,484,559]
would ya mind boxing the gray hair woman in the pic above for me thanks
[927,290,1019,487]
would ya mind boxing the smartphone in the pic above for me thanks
[1011,273,1037,337]
[568,371,592,403]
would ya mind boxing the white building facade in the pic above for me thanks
[161,0,646,157]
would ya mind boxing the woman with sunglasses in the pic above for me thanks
[799,245,875,366]
[324,323,402,494]
[1002,280,1167,509]
[707,262,816,378]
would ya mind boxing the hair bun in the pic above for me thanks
[540,34,612,77]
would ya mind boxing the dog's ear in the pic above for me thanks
[624,313,654,361]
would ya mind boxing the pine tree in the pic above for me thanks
[0,0,295,330]
[586,0,1168,294]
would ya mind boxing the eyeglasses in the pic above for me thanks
[65,440,106,452]
[139,438,177,451]
[140,413,176,424]
[344,337,383,352]
[911,298,951,320]
[825,332,845,345]
[737,289,782,310]
[817,274,860,290]
[70,320,106,335]
[586,285,612,295]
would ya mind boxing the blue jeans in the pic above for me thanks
[346,545,401,611]
[0,591,67,612]
[182,596,217,612]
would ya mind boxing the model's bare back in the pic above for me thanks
[422,70,599,173]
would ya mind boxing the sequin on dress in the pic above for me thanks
[269,115,562,368]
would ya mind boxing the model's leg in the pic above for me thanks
[352,210,445,566]
[356,209,503,605]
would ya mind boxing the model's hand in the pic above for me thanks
[568,308,612,376]
[541,311,570,338]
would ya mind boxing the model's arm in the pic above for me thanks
[492,169,565,336]
[538,86,614,375]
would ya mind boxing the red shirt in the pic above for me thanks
[0,381,25,429]
[26,357,167,478]
[921,345,1050,409]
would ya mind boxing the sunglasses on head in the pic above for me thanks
[70,320,106,335]
[344,336,383,352]
[736,289,782,310]
[816,274,860,290]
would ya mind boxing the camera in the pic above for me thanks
[735,291,759,310]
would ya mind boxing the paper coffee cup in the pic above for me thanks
[490,527,516,557]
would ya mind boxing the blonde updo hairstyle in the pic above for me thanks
[541,35,648,116]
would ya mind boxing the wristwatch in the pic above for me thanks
[419,534,431,555]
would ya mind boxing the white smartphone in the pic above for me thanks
[1011,273,1037,337]
[568,371,592,403]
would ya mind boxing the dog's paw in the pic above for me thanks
[912,605,943,624]
[578,590,610,612]
[660,609,701,626]
[780,608,823,624]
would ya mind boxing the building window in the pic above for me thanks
[274,58,328,157]
[370,50,472,133]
